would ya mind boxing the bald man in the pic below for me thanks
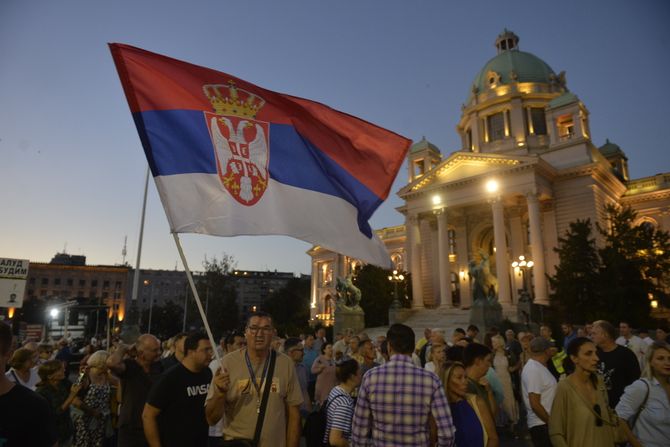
[107,334,163,447]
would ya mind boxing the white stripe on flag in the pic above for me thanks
[153,174,392,268]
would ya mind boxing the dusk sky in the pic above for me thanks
[2,0,669,275]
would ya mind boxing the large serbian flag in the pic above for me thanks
[109,43,410,268]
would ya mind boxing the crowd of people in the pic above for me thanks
[1,316,669,446]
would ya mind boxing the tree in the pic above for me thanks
[352,264,398,327]
[597,205,670,326]
[548,219,602,323]
[183,254,240,338]
[140,300,186,340]
[263,277,311,336]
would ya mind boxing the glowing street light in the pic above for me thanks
[49,308,59,319]
[388,270,405,309]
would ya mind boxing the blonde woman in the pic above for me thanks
[491,335,519,429]
[73,350,117,447]
[442,361,499,447]
[425,342,446,377]
[616,341,670,447]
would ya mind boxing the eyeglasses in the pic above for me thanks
[246,326,273,334]
[593,404,603,427]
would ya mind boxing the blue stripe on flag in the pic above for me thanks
[133,110,381,237]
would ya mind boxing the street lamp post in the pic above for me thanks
[388,270,405,309]
[511,255,534,296]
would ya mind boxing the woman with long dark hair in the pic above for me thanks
[549,337,618,446]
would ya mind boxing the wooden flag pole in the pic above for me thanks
[171,233,222,367]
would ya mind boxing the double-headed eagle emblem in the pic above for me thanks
[203,81,269,206]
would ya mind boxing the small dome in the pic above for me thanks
[410,136,440,154]
[599,139,626,158]
[469,32,557,99]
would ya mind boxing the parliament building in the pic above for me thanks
[309,31,670,325]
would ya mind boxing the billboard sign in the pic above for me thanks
[0,258,29,309]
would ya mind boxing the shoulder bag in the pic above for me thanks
[221,350,277,447]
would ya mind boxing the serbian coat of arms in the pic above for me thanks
[203,82,269,206]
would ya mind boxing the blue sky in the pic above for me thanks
[1,0,669,275]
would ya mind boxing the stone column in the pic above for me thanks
[503,109,510,137]
[454,222,471,308]
[310,261,318,319]
[408,215,423,308]
[435,209,451,308]
[508,214,524,300]
[490,197,511,304]
[527,193,549,305]
[471,113,481,152]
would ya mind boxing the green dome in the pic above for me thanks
[410,136,440,154]
[599,139,626,158]
[472,50,556,93]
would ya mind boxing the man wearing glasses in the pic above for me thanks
[205,311,303,447]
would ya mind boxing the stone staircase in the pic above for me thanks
[364,307,472,340]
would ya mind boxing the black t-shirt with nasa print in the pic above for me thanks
[147,362,213,447]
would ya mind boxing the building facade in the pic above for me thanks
[309,30,670,325]
[25,254,131,331]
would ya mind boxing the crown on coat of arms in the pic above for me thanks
[203,81,265,118]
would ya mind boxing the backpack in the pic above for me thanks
[303,394,349,447]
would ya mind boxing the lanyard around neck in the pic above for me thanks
[244,350,271,398]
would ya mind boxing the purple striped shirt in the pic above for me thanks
[351,354,455,446]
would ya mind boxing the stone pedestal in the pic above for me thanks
[469,300,503,335]
[389,307,414,325]
[334,308,365,336]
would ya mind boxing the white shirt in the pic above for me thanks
[424,361,436,373]
[5,366,40,391]
[615,335,647,368]
[521,358,557,428]
[616,378,670,447]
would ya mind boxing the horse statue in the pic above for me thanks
[335,275,363,311]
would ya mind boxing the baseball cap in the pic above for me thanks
[530,337,552,353]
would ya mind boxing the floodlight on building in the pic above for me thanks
[651,300,658,309]
[432,195,442,206]
[485,179,499,194]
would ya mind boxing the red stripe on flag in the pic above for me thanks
[109,43,410,200]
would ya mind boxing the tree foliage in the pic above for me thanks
[549,206,670,326]
[140,300,186,340]
[597,205,670,325]
[548,219,602,323]
[262,277,311,337]
[352,264,404,327]
[179,254,240,338]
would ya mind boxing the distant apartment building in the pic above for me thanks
[25,253,131,328]
[231,270,297,318]
[22,254,304,326]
